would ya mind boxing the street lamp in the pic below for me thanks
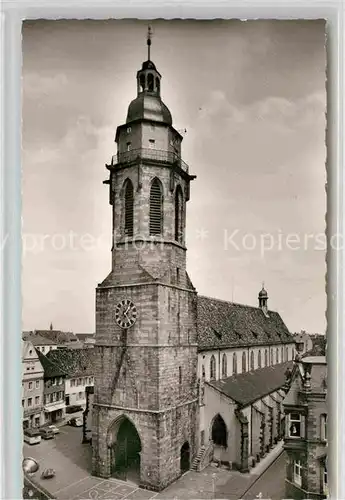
[22,457,40,498]
[22,457,39,475]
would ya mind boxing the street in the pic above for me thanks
[23,426,287,500]
[241,452,287,500]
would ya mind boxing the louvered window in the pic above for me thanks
[149,178,163,235]
[175,185,183,243]
[124,180,134,237]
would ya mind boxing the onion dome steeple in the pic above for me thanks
[126,26,172,125]
[258,283,269,316]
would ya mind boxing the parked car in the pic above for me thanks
[40,424,60,435]
[68,417,83,427]
[39,428,55,440]
[66,405,83,414]
[23,428,41,445]
[47,424,60,435]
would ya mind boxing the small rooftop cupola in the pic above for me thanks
[136,26,161,96]
[126,26,172,125]
[258,283,269,317]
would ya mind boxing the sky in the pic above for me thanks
[22,19,326,334]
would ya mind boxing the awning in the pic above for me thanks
[44,403,65,413]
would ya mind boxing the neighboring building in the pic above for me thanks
[22,333,58,354]
[203,361,293,471]
[83,385,94,444]
[76,333,95,348]
[283,356,327,499]
[33,328,79,346]
[293,331,313,356]
[308,335,326,357]
[46,348,94,408]
[90,32,297,492]
[57,340,85,350]
[36,350,66,424]
[22,341,44,429]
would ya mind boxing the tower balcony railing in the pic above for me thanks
[112,148,189,174]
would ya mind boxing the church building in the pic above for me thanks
[91,30,296,491]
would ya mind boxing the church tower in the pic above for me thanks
[92,28,199,491]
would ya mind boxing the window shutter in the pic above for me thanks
[150,179,163,235]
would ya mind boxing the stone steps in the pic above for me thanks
[191,446,206,471]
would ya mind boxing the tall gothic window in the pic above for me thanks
[250,351,255,371]
[124,179,134,237]
[233,353,237,375]
[258,350,262,368]
[149,178,163,235]
[175,185,183,243]
[281,346,284,362]
[242,352,246,372]
[210,355,216,380]
[276,348,279,364]
[265,349,268,367]
[221,354,227,378]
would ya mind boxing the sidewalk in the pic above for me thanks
[215,441,285,499]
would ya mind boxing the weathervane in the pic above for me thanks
[147,25,152,60]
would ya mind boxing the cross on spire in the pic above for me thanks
[147,25,152,60]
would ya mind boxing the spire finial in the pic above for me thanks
[262,281,265,290]
[147,25,152,60]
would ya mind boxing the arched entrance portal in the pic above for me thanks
[180,441,190,474]
[109,417,141,483]
[211,414,227,447]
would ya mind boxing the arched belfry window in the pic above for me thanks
[148,73,154,92]
[175,185,183,243]
[149,178,163,235]
[139,74,145,92]
[156,77,160,94]
[124,179,134,237]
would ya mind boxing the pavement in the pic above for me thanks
[241,452,287,500]
[23,425,286,500]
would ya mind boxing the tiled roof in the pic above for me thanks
[197,295,294,351]
[46,348,95,377]
[34,330,78,344]
[22,334,57,346]
[75,333,95,341]
[36,349,67,378]
[208,361,293,406]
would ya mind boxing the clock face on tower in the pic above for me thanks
[115,299,137,329]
